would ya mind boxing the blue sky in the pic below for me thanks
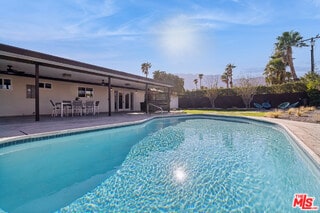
[1,0,319,78]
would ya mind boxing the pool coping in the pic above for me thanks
[1,113,319,168]
[250,116,320,167]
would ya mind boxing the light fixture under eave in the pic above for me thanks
[101,80,106,86]
[62,73,72,78]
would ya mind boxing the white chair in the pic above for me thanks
[62,100,72,116]
[50,100,60,117]
[72,100,83,116]
[94,101,100,115]
[85,101,94,115]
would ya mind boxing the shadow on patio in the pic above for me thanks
[0,112,157,138]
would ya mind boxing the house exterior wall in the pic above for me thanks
[134,91,145,111]
[0,74,145,116]
[170,95,179,109]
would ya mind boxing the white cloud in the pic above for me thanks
[190,8,270,26]
[0,0,122,41]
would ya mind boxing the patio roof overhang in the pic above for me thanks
[0,43,173,91]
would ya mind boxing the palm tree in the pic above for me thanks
[225,64,236,88]
[285,71,292,82]
[221,73,229,88]
[264,58,286,85]
[141,62,152,78]
[275,31,307,80]
[193,79,198,90]
[264,50,287,85]
[198,74,204,89]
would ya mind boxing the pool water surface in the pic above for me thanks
[0,116,319,212]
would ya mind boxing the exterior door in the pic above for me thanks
[114,91,118,112]
[125,93,130,109]
[116,91,131,111]
[119,92,123,110]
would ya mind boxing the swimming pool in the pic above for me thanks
[0,115,319,212]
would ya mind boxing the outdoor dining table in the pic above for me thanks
[56,101,72,117]
[55,100,96,117]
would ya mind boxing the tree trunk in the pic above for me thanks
[210,99,215,108]
[287,47,298,80]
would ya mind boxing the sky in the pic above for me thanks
[1,0,320,79]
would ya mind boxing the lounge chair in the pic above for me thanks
[278,102,290,110]
[254,102,263,109]
[288,101,299,108]
[262,102,271,109]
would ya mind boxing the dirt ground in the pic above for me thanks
[271,108,320,124]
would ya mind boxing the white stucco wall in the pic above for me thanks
[0,74,145,116]
[170,95,179,109]
[135,91,145,111]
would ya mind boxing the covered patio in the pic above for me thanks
[0,112,158,139]
[0,44,173,121]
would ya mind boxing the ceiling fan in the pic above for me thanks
[0,65,25,75]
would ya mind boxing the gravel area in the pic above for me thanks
[268,108,320,124]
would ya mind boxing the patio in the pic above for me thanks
[0,112,156,139]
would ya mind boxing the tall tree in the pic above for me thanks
[221,63,236,88]
[203,75,220,108]
[141,62,152,78]
[264,50,287,85]
[153,70,185,94]
[236,76,259,108]
[275,31,307,80]
[193,79,198,90]
[221,73,229,88]
[198,74,204,89]
[225,64,236,88]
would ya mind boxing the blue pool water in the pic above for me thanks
[0,116,319,212]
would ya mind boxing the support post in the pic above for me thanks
[108,76,111,116]
[145,83,149,114]
[311,38,315,73]
[35,63,40,121]
[167,87,171,112]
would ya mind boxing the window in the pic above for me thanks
[39,82,52,89]
[45,83,52,89]
[78,87,93,98]
[85,88,93,98]
[0,78,12,90]
[26,85,35,98]
[78,87,85,97]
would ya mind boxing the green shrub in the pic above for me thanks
[307,89,320,106]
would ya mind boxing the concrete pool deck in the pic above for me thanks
[0,112,319,165]
[253,117,320,166]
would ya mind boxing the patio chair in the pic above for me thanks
[85,100,95,115]
[278,102,290,110]
[72,100,83,116]
[254,102,263,109]
[50,100,60,117]
[62,100,72,116]
[262,102,271,110]
[94,101,100,115]
[288,101,299,108]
